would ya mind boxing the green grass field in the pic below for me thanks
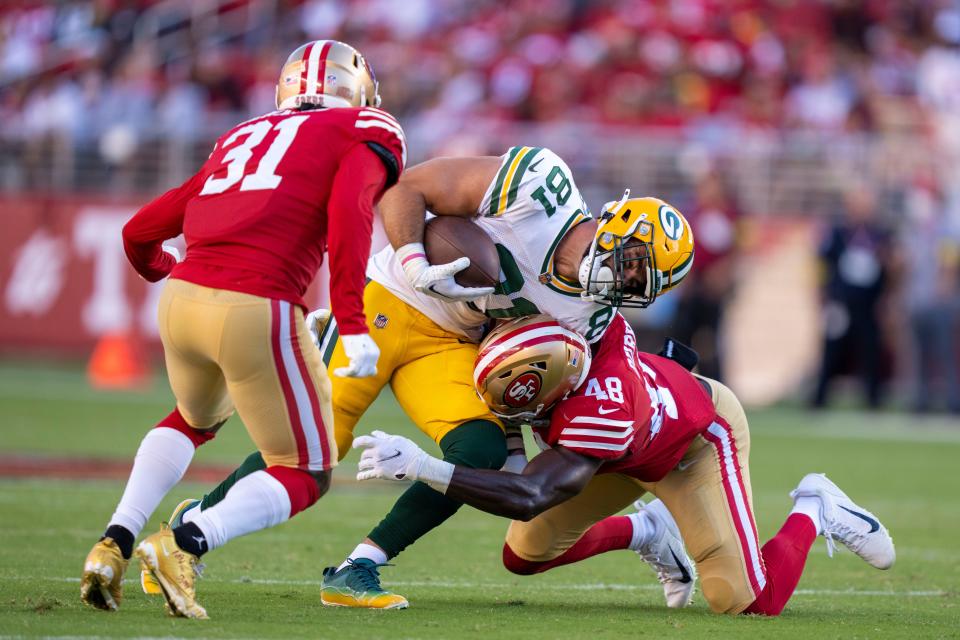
[1,361,958,639]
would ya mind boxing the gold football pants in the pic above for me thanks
[159,279,336,471]
[505,376,764,614]
[315,280,501,457]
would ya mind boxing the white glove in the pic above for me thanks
[162,245,181,263]
[354,430,454,492]
[305,308,331,350]
[395,242,494,302]
[335,333,380,378]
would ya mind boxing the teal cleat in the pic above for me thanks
[320,559,409,609]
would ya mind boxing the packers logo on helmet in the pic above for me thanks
[579,190,695,308]
[276,40,381,111]
[474,315,591,419]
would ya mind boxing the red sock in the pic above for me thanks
[743,513,818,616]
[265,466,320,517]
[503,515,634,575]
[156,407,216,448]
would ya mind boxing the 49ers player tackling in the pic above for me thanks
[80,40,405,619]
[356,314,896,615]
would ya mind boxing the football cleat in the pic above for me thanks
[135,528,208,619]
[790,473,895,570]
[141,498,201,596]
[320,558,409,609]
[633,499,697,608]
[80,537,129,611]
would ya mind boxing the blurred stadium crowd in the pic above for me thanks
[3,1,960,135]
[1,0,959,412]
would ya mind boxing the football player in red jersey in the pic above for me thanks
[80,40,406,619]
[355,313,896,615]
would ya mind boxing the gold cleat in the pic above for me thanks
[81,537,129,611]
[135,528,208,619]
[142,499,200,596]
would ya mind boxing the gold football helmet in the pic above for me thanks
[473,315,591,419]
[580,190,694,307]
[276,40,381,110]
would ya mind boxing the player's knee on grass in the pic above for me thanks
[439,420,507,469]
[502,543,542,575]
[700,572,757,615]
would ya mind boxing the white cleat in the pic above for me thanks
[790,473,895,570]
[633,499,697,608]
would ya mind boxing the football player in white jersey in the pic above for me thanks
[149,147,695,609]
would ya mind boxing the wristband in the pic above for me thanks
[395,242,429,277]
[415,455,455,493]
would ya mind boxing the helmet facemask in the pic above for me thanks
[581,235,659,308]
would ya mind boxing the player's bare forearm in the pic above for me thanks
[444,447,602,521]
[381,179,429,248]
[382,156,502,249]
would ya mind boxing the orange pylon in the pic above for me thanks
[87,332,151,389]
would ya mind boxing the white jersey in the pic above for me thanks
[367,146,616,343]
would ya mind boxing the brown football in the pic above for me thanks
[424,216,500,288]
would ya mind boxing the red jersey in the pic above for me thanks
[534,314,717,482]
[122,106,406,335]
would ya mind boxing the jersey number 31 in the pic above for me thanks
[200,115,308,195]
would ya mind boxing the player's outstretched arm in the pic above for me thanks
[354,431,601,521]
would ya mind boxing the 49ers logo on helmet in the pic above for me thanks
[503,372,542,408]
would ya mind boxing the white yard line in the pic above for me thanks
[27,576,949,598]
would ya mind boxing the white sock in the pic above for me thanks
[108,427,195,536]
[338,542,389,570]
[190,470,291,552]
[180,502,202,525]
[626,510,656,551]
[791,496,824,535]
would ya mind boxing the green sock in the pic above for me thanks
[200,451,267,510]
[367,420,506,558]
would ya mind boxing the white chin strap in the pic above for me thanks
[578,253,613,299]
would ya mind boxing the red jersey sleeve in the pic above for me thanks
[547,393,639,461]
[351,107,406,185]
[326,143,389,335]
[122,171,204,282]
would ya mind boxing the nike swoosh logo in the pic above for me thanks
[839,506,880,533]
[529,158,543,172]
[669,548,693,584]
[597,406,618,415]
[378,450,402,462]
